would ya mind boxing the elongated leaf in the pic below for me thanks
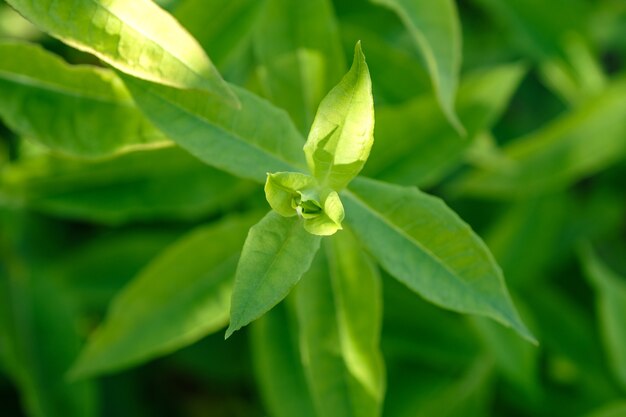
[365,63,526,186]
[452,79,626,199]
[69,213,259,379]
[580,246,626,391]
[342,177,535,342]
[250,304,317,417]
[295,230,385,417]
[1,146,254,224]
[5,0,237,104]
[226,211,322,338]
[371,0,463,133]
[0,41,168,158]
[124,77,307,182]
[254,0,345,132]
[304,42,374,190]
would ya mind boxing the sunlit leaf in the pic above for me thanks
[0,41,168,158]
[304,42,374,191]
[5,0,238,104]
[295,230,385,417]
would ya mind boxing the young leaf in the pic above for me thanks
[124,77,307,183]
[580,245,626,391]
[264,172,345,236]
[295,230,385,417]
[0,41,168,158]
[254,0,346,132]
[250,304,318,417]
[303,42,374,191]
[226,211,322,338]
[5,0,238,105]
[342,177,535,343]
[371,0,464,134]
[69,213,259,379]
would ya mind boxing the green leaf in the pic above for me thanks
[254,0,346,132]
[1,145,254,224]
[0,41,168,158]
[69,213,259,379]
[295,229,385,417]
[303,42,374,191]
[365,63,526,186]
[371,0,464,134]
[453,78,626,199]
[250,304,317,417]
[124,77,307,183]
[342,177,535,343]
[5,0,238,105]
[226,211,322,338]
[580,245,626,391]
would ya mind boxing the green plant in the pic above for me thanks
[1,0,625,416]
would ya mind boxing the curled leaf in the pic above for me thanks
[264,172,344,236]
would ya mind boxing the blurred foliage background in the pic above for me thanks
[1,0,626,416]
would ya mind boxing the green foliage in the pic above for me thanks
[1,0,625,416]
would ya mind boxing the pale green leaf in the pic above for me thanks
[5,0,238,105]
[365,63,526,186]
[124,77,307,183]
[302,189,344,236]
[264,172,318,217]
[264,172,345,236]
[69,213,259,379]
[371,0,464,133]
[250,304,317,417]
[226,211,322,338]
[254,0,345,132]
[452,79,626,199]
[0,145,254,224]
[580,245,626,391]
[303,42,374,191]
[295,229,385,417]
[0,41,168,158]
[342,177,535,343]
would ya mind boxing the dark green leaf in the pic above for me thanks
[226,211,322,337]
[343,177,535,342]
